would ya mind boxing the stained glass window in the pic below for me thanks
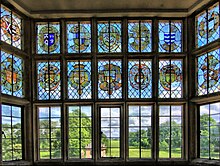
[38,106,61,159]
[0,5,22,49]
[1,104,22,161]
[67,60,92,99]
[196,2,220,48]
[128,59,152,98]
[128,105,152,158]
[208,3,219,43]
[98,21,121,53]
[68,106,92,159]
[98,59,122,99]
[1,50,23,97]
[159,59,183,98]
[100,107,120,158]
[159,20,182,52]
[159,105,183,158]
[67,21,91,53]
[197,48,220,96]
[128,20,152,52]
[36,22,60,54]
[37,61,61,100]
[200,102,220,159]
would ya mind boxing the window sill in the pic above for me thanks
[2,160,32,165]
[191,159,220,165]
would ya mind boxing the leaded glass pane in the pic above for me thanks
[101,107,120,158]
[37,22,60,54]
[196,11,207,48]
[197,48,220,96]
[37,61,61,100]
[159,59,183,98]
[98,21,121,53]
[128,20,152,52]
[1,5,11,45]
[197,54,208,95]
[67,21,91,53]
[159,105,183,159]
[98,59,122,99]
[39,106,61,159]
[1,105,22,161]
[159,21,182,52]
[0,5,22,49]
[128,105,152,159]
[208,49,220,94]
[67,60,92,99]
[208,3,220,44]
[1,50,23,97]
[200,103,220,159]
[12,12,22,49]
[128,59,152,98]
[1,51,12,95]
[68,106,92,159]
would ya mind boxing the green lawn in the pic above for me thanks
[39,140,183,159]
[106,140,182,158]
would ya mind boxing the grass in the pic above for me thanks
[39,140,183,159]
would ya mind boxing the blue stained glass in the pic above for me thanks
[197,54,207,95]
[128,60,152,98]
[37,61,61,100]
[1,5,22,49]
[159,59,183,98]
[1,51,12,95]
[197,48,220,95]
[128,20,152,52]
[98,21,121,53]
[1,50,23,97]
[159,21,182,52]
[67,21,91,53]
[67,60,92,99]
[196,11,207,48]
[196,2,219,48]
[208,2,219,43]
[37,22,60,54]
[98,60,122,99]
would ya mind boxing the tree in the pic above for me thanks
[2,122,22,160]
[159,121,182,149]
[200,113,218,158]
[129,129,151,148]
[68,109,92,157]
